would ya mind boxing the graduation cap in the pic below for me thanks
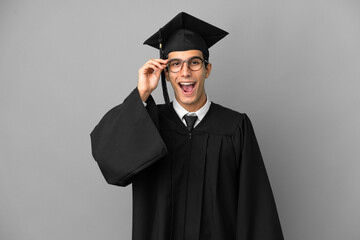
[143,12,228,105]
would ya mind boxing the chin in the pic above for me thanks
[176,94,196,105]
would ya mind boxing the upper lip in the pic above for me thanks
[178,81,196,85]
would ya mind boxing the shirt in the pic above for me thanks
[172,96,211,128]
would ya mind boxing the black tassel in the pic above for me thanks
[159,28,170,105]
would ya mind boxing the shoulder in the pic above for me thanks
[210,102,245,120]
[156,103,169,112]
[200,102,248,135]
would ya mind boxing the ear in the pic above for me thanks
[205,62,212,78]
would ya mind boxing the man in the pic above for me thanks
[91,12,284,240]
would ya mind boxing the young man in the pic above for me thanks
[91,12,284,240]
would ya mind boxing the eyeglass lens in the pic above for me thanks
[168,57,204,73]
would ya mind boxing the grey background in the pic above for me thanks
[1,0,359,239]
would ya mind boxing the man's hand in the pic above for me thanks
[137,59,168,102]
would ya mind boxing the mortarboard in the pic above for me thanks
[143,12,228,105]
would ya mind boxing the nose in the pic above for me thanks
[180,61,191,77]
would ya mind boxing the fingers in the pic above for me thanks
[140,59,168,74]
[137,59,168,101]
[147,58,168,65]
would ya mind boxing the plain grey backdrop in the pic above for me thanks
[1,0,359,239]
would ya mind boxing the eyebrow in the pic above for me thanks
[168,56,202,61]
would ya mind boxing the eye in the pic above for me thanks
[189,58,202,65]
[169,60,181,66]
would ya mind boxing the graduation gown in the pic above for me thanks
[90,88,284,240]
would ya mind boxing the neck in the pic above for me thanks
[177,94,207,112]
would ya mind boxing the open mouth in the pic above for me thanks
[178,82,196,95]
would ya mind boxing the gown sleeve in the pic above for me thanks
[90,88,167,187]
[234,114,284,239]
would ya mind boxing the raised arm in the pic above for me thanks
[90,59,168,187]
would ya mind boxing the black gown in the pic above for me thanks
[90,88,284,240]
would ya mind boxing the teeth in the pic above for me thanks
[179,82,194,85]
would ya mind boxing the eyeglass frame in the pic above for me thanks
[166,56,208,73]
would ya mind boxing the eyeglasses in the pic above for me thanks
[167,56,208,73]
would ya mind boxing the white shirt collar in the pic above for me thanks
[172,96,211,127]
